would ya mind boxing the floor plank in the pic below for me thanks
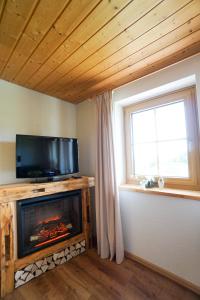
[4,249,199,300]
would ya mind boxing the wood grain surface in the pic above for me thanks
[3,249,200,300]
[0,0,200,103]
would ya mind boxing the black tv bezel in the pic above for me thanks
[16,134,79,180]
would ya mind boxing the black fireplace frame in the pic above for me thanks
[17,190,82,258]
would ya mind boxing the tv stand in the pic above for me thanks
[0,176,94,297]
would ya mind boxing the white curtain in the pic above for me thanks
[95,91,124,264]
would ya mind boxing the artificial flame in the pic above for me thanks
[34,232,70,248]
[38,215,61,225]
[30,215,72,248]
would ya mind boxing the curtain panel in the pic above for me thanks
[95,91,124,264]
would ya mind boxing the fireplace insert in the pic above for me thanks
[17,190,82,258]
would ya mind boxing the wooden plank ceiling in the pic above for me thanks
[0,0,200,104]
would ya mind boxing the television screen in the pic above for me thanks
[16,134,79,178]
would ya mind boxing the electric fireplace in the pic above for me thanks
[17,190,82,258]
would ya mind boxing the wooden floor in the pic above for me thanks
[4,249,199,300]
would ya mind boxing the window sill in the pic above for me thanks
[119,184,200,201]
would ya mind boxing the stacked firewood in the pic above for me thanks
[15,240,86,288]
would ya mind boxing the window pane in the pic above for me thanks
[156,101,187,141]
[158,140,189,177]
[134,143,157,176]
[132,109,156,143]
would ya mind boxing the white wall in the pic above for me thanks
[120,191,200,287]
[113,53,200,113]
[76,54,200,287]
[76,99,96,176]
[0,80,76,184]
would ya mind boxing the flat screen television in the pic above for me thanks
[16,134,79,179]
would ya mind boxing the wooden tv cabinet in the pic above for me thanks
[0,176,94,297]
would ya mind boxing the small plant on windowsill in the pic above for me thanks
[136,176,157,189]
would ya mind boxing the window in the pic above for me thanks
[124,88,200,190]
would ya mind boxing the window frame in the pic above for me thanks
[124,87,200,190]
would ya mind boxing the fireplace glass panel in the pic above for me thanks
[17,190,82,258]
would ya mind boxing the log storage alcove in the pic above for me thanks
[0,176,94,297]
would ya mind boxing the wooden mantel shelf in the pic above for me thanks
[119,184,200,201]
[0,176,95,203]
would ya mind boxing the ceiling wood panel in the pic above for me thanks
[32,0,161,91]
[11,0,100,85]
[15,0,131,88]
[0,0,6,22]
[52,0,198,99]
[50,0,195,96]
[0,0,39,73]
[1,0,70,80]
[0,0,200,103]
[71,32,200,102]
[62,14,200,100]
